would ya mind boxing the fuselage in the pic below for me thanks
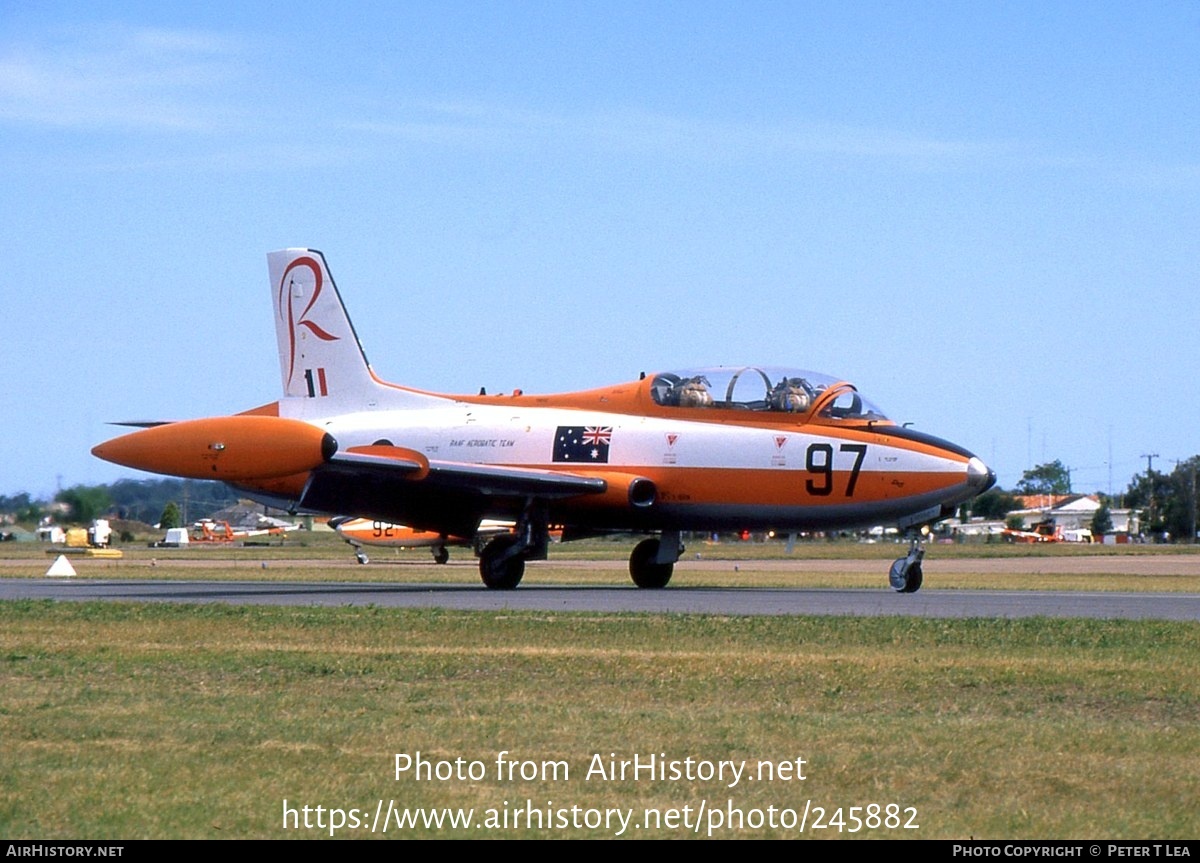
[244,365,993,534]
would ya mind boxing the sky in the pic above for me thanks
[2,1,1197,501]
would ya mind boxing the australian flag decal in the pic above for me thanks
[553,426,613,463]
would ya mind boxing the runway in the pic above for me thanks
[3,577,1198,620]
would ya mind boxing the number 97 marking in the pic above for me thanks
[805,444,867,496]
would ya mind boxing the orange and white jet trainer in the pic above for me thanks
[92,248,995,591]
[328,515,514,565]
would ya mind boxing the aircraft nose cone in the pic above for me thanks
[967,456,996,493]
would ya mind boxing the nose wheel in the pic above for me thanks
[888,537,925,593]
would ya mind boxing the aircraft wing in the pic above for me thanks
[297,450,606,536]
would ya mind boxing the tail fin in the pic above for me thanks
[269,248,381,404]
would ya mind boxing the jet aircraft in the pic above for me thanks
[329,515,513,565]
[92,248,995,591]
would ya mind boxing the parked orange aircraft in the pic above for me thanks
[1001,518,1063,544]
[328,515,512,565]
[92,249,995,591]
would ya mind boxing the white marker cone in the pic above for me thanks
[46,554,77,577]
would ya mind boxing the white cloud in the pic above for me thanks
[348,97,1005,166]
[0,23,247,132]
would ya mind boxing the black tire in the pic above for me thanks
[900,562,923,593]
[890,557,923,593]
[432,546,450,565]
[479,535,525,589]
[629,538,673,589]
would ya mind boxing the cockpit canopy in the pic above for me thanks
[649,366,888,421]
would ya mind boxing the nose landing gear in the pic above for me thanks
[889,535,925,593]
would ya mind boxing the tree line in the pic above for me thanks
[1,479,241,527]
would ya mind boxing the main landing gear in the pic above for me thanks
[477,512,684,590]
[479,534,526,589]
[629,531,683,589]
[888,534,925,593]
[478,500,548,590]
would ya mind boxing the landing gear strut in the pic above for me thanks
[888,535,925,593]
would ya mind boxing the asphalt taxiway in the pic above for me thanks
[3,578,1198,620]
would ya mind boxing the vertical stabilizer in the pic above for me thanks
[268,248,384,406]
[268,248,448,412]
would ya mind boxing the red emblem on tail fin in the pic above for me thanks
[278,256,340,389]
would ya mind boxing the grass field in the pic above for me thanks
[2,538,1198,839]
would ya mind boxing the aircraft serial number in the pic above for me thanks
[805,444,867,497]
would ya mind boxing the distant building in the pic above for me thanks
[948,494,1138,542]
[945,520,1005,540]
[1010,494,1137,535]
